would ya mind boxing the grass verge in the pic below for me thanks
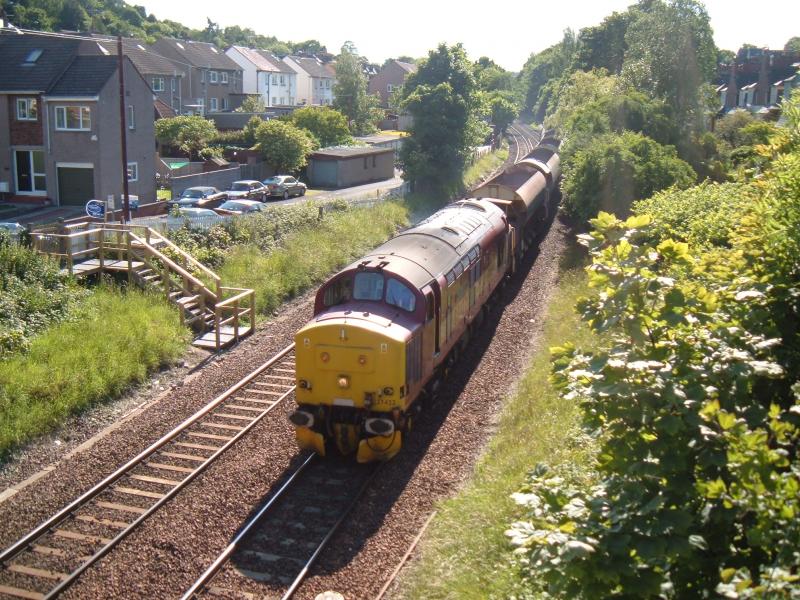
[218,201,408,315]
[394,262,596,599]
[463,144,509,191]
[0,287,190,458]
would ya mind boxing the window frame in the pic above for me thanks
[55,106,91,131]
[221,71,228,84]
[209,97,218,112]
[127,162,138,182]
[209,71,218,84]
[16,97,38,121]
[127,104,135,130]
[152,76,165,92]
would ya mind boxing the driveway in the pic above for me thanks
[269,170,406,207]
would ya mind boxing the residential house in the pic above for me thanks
[716,48,800,113]
[0,30,156,207]
[150,38,242,114]
[88,36,185,113]
[368,59,417,107]
[283,55,335,106]
[225,45,296,107]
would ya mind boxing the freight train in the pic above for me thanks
[289,136,561,462]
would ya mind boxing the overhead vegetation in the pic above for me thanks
[333,41,383,136]
[400,43,490,196]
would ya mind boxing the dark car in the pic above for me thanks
[170,186,227,208]
[262,175,307,200]
[216,200,265,214]
[227,180,268,202]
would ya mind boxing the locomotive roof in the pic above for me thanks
[340,199,506,288]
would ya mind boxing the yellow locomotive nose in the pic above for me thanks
[292,318,409,461]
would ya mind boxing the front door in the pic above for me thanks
[14,150,47,195]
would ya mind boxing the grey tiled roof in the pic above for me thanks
[0,31,81,92]
[255,49,295,74]
[288,56,333,79]
[395,60,417,74]
[47,55,118,96]
[91,37,184,77]
[153,38,240,70]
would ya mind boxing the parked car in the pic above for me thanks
[216,200,265,215]
[176,207,219,218]
[0,222,24,242]
[170,186,227,209]
[227,180,268,202]
[262,175,307,200]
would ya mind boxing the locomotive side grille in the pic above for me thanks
[405,335,422,385]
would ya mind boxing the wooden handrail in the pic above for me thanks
[216,289,253,308]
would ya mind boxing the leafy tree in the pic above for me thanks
[486,92,517,133]
[243,115,263,146]
[785,36,800,53]
[400,43,489,195]
[621,0,716,131]
[333,41,383,135]
[290,106,352,148]
[575,9,634,74]
[236,96,267,113]
[155,115,218,161]
[716,48,736,64]
[518,29,580,117]
[253,119,316,173]
[561,131,696,220]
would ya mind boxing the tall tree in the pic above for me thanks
[332,41,382,135]
[400,43,489,195]
[253,120,316,173]
[290,106,352,147]
[155,116,217,161]
[621,0,716,131]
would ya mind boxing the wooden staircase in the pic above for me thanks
[31,222,255,351]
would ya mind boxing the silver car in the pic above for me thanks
[263,175,307,200]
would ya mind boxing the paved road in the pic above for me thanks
[273,171,405,207]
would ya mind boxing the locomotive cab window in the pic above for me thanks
[386,278,416,312]
[323,277,352,307]
[353,272,384,301]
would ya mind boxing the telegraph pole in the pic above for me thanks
[117,35,131,223]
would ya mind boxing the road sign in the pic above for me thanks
[85,199,105,218]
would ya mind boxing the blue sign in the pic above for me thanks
[85,200,105,218]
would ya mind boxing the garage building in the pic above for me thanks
[307,146,394,188]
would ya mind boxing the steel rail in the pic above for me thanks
[280,466,379,600]
[179,453,317,600]
[0,343,296,599]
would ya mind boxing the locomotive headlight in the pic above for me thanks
[320,352,330,363]
[358,354,367,366]
[365,417,395,436]
[298,379,310,389]
[383,386,394,396]
[338,375,350,389]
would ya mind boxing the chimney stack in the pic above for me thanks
[756,49,770,106]
[725,62,739,109]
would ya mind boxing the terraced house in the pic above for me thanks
[283,55,335,106]
[0,30,155,207]
[225,45,297,107]
[150,38,243,115]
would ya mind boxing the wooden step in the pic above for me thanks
[176,295,200,307]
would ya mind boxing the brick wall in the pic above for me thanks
[9,95,43,146]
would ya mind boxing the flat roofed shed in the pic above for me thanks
[310,146,394,160]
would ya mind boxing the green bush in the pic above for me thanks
[632,180,754,248]
[561,131,696,221]
[0,287,189,457]
[0,233,86,356]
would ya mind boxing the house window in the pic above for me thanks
[272,96,277,105]
[272,75,278,85]
[279,97,284,105]
[209,71,218,84]
[325,79,330,89]
[387,84,394,93]
[128,105,135,129]
[152,77,165,91]
[16,97,38,120]
[221,98,228,110]
[171,78,176,92]
[127,162,138,182]
[221,72,228,84]
[210,97,218,111]
[280,75,285,85]
[55,106,91,131]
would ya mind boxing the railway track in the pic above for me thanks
[181,454,378,600]
[507,123,540,164]
[0,345,297,600]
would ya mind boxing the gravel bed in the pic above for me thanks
[0,212,567,599]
